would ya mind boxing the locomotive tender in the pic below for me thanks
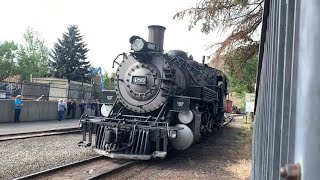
[78,25,228,160]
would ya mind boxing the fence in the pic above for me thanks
[0,100,71,123]
[0,80,113,101]
[253,0,320,179]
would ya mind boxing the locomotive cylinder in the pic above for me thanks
[148,25,166,52]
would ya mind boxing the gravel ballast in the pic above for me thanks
[106,116,252,180]
[0,134,97,180]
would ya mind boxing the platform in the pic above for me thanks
[0,119,80,135]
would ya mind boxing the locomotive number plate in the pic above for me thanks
[132,76,147,84]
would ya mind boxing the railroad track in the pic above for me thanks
[0,127,81,141]
[14,156,135,180]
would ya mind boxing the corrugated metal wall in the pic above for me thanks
[251,0,320,179]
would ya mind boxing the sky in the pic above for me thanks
[0,0,227,73]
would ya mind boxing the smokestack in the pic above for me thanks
[148,25,166,52]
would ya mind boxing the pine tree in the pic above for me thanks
[50,25,91,83]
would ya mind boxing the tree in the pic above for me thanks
[50,25,90,83]
[17,27,50,81]
[91,70,115,100]
[103,71,116,90]
[0,41,18,81]
[174,0,263,73]
[226,51,258,94]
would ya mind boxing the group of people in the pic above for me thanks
[12,95,103,123]
[57,99,101,121]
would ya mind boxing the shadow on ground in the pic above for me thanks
[106,117,252,180]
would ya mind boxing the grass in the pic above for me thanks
[239,122,253,180]
[239,121,254,155]
[239,123,253,141]
[225,117,253,180]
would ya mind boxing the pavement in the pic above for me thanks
[0,119,80,135]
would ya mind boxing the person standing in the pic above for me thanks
[58,99,66,121]
[66,99,72,119]
[98,99,103,117]
[79,99,86,117]
[89,99,95,116]
[71,99,77,119]
[14,95,23,123]
[94,99,99,116]
[86,99,93,116]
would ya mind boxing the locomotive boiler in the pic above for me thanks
[78,25,228,160]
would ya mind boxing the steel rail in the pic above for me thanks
[0,127,81,141]
[14,155,135,180]
[13,156,104,180]
[85,161,136,180]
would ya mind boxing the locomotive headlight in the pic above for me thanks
[129,35,159,52]
[169,130,177,139]
[131,38,145,51]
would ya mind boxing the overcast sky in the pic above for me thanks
[0,0,226,73]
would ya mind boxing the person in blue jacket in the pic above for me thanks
[14,95,23,123]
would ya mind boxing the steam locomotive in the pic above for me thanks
[78,25,228,160]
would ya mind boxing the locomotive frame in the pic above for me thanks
[78,25,228,160]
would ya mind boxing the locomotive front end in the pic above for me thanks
[79,111,183,160]
[78,25,184,160]
[78,25,227,160]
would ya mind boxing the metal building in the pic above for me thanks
[253,0,320,179]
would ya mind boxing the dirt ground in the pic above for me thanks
[105,116,252,180]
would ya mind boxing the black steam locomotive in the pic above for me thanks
[78,25,228,160]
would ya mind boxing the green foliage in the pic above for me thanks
[103,71,116,90]
[50,25,91,83]
[238,123,253,142]
[0,41,18,81]
[226,44,258,95]
[17,27,50,81]
[92,83,102,100]
[238,123,253,151]
[91,70,115,100]
[174,0,263,67]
